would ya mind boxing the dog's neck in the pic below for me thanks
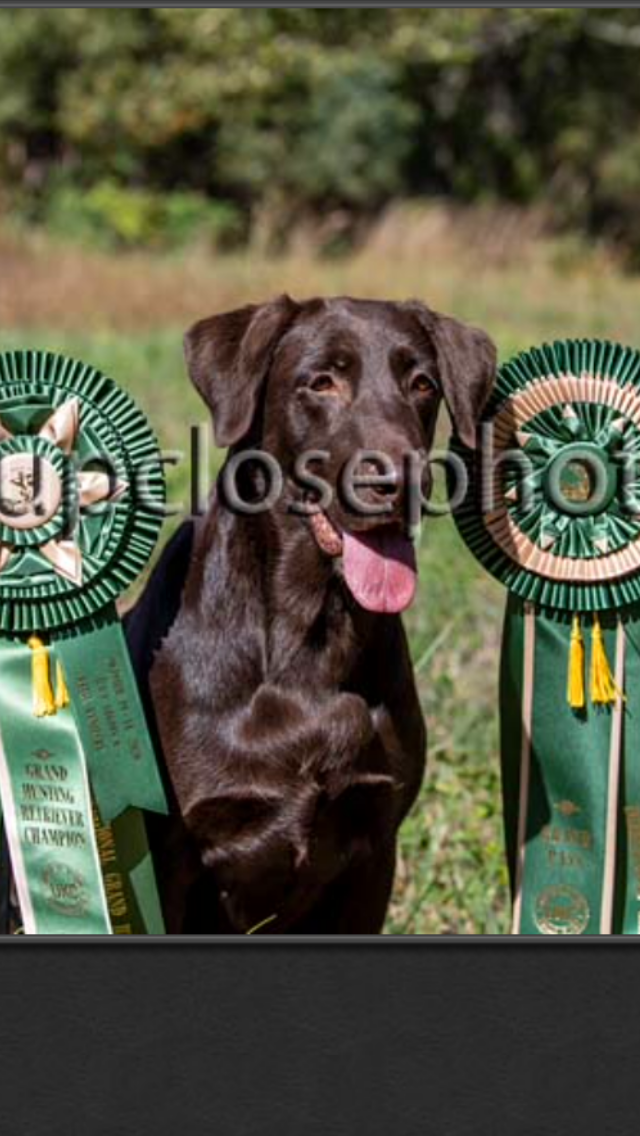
[189,491,374,691]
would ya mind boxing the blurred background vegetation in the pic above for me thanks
[3,8,640,933]
[3,8,640,262]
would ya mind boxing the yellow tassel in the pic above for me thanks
[54,659,70,710]
[27,635,56,718]
[590,615,624,706]
[567,614,585,709]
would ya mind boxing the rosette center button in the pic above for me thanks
[0,453,62,531]
[544,442,617,518]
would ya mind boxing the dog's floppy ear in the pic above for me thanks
[184,294,300,447]
[432,311,497,449]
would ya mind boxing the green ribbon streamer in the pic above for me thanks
[56,608,167,824]
[502,599,640,935]
[499,596,526,887]
[618,621,640,933]
[0,637,166,934]
[0,639,112,934]
[92,805,164,935]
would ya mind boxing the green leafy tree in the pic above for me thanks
[1,9,640,256]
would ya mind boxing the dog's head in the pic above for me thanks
[185,295,496,614]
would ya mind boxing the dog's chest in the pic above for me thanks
[273,590,368,691]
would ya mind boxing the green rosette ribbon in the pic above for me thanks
[452,339,640,935]
[0,349,167,935]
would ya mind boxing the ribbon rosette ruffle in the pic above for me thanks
[452,339,640,936]
[0,350,167,935]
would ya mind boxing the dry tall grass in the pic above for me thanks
[2,204,638,358]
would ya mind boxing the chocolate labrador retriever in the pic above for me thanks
[126,296,496,934]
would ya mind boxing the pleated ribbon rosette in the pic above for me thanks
[0,350,167,934]
[452,339,640,935]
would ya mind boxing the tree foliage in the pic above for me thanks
[2,9,640,254]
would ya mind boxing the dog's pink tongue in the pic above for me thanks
[342,527,417,614]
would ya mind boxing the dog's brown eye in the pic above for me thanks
[310,374,338,394]
[411,373,439,397]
